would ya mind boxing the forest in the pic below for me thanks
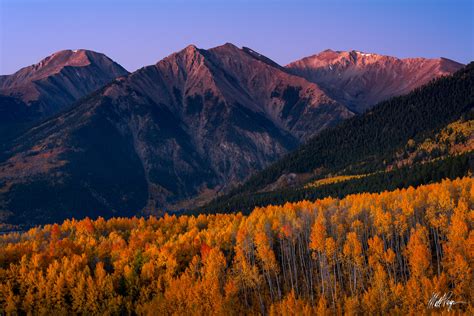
[201,151,472,214]
[0,177,472,314]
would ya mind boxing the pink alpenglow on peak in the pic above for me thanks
[286,50,464,113]
[0,49,128,117]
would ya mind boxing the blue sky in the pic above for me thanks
[1,0,472,74]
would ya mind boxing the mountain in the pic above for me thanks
[0,49,129,120]
[0,44,352,224]
[202,62,474,213]
[129,44,353,140]
[286,49,464,113]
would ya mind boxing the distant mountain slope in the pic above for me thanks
[203,62,474,212]
[286,49,464,113]
[0,49,129,119]
[0,44,352,225]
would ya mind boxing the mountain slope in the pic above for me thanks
[0,44,352,224]
[0,49,129,119]
[286,49,464,113]
[203,62,474,213]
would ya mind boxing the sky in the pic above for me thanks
[0,0,473,75]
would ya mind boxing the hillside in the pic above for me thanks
[286,49,464,113]
[203,63,474,213]
[0,177,472,314]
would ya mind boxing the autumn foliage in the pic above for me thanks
[0,177,473,314]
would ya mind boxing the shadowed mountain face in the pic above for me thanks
[0,49,129,119]
[0,44,353,224]
[286,49,464,113]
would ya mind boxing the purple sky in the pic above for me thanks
[1,0,473,75]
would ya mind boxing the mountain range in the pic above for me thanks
[0,44,465,224]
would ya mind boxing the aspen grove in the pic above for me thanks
[0,177,472,314]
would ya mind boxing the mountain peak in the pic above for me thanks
[304,49,463,68]
[5,49,127,86]
[164,44,205,62]
[183,44,199,52]
[43,48,108,64]
[316,49,380,62]
[34,49,91,72]
[158,44,208,72]
[0,49,128,116]
[221,42,239,49]
[210,42,238,50]
[286,49,464,113]
[209,43,242,55]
